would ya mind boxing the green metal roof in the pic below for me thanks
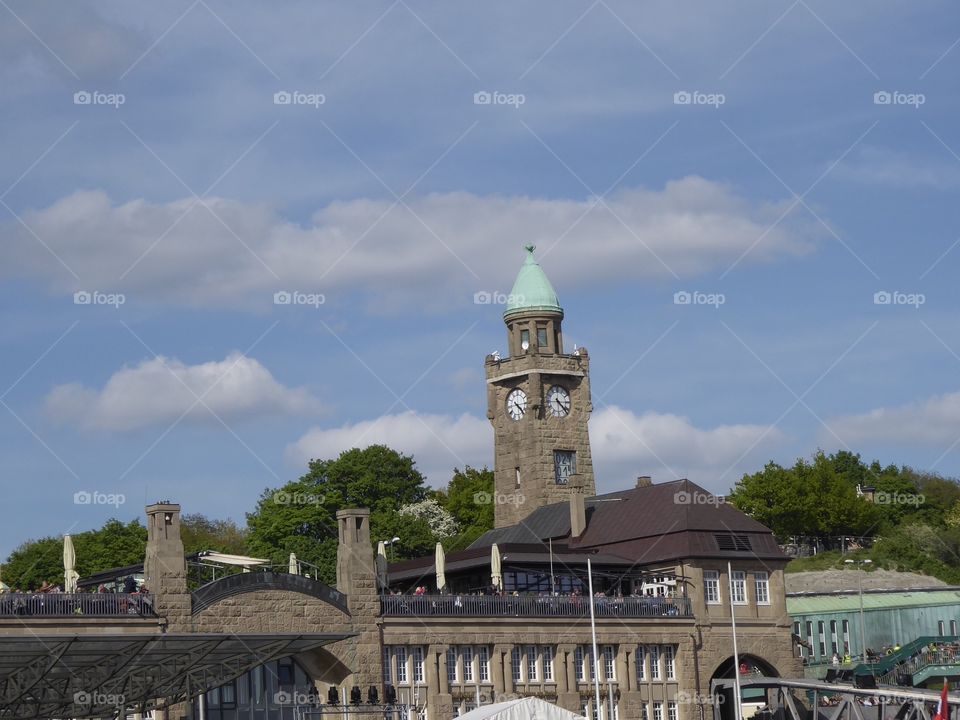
[504,245,562,319]
[787,589,960,615]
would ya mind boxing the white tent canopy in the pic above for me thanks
[456,697,588,720]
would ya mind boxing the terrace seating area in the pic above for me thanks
[0,592,156,617]
[380,593,693,618]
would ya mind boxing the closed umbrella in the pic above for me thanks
[63,534,79,592]
[435,542,446,593]
[0,565,8,593]
[491,543,502,591]
[288,552,298,576]
[376,541,389,591]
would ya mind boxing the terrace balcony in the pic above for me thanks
[380,593,693,619]
[0,592,156,618]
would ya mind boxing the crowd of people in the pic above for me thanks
[0,575,153,616]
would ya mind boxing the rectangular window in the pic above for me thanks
[731,571,747,605]
[521,329,530,350]
[842,620,850,654]
[512,647,522,683]
[527,645,538,682]
[543,646,554,682]
[642,704,649,720]
[704,570,720,604]
[817,622,826,658]
[952,620,957,636]
[479,646,490,682]
[668,702,678,720]
[463,646,474,683]
[447,648,457,685]
[395,647,408,684]
[538,327,548,348]
[806,620,814,658]
[575,646,585,682]
[653,701,663,720]
[939,621,945,637]
[604,645,616,681]
[636,646,646,682]
[650,646,660,680]
[755,571,770,605]
[554,450,576,485]
[830,621,838,656]
[384,647,392,684]
[664,645,675,680]
[413,646,425,684]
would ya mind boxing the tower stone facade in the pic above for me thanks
[143,501,190,632]
[486,246,595,527]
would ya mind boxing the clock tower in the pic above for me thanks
[485,245,595,528]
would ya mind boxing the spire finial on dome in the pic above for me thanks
[524,244,536,254]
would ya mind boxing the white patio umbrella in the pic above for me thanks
[435,542,446,593]
[0,564,8,593]
[491,543,503,591]
[63,534,79,592]
[288,552,299,576]
[376,541,389,591]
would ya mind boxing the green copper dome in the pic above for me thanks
[503,244,563,319]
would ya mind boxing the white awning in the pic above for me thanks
[456,697,588,720]
[196,551,270,567]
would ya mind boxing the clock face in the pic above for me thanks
[506,388,527,420]
[546,385,571,417]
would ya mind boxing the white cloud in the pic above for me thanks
[5,178,816,311]
[835,146,960,190]
[286,411,493,485]
[826,391,960,446]
[286,405,784,492]
[45,353,321,431]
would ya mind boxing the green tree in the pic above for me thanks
[435,466,494,551]
[246,445,431,584]
[180,513,247,555]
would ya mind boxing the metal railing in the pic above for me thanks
[380,594,693,618]
[878,647,960,686]
[0,593,156,618]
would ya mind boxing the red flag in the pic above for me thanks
[934,680,949,720]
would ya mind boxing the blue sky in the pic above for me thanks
[3,0,960,559]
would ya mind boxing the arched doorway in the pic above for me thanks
[710,655,780,720]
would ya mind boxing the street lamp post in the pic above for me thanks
[383,536,401,562]
[844,559,873,661]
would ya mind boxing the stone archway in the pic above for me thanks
[710,655,781,720]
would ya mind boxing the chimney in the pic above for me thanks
[570,493,586,538]
[636,475,652,488]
